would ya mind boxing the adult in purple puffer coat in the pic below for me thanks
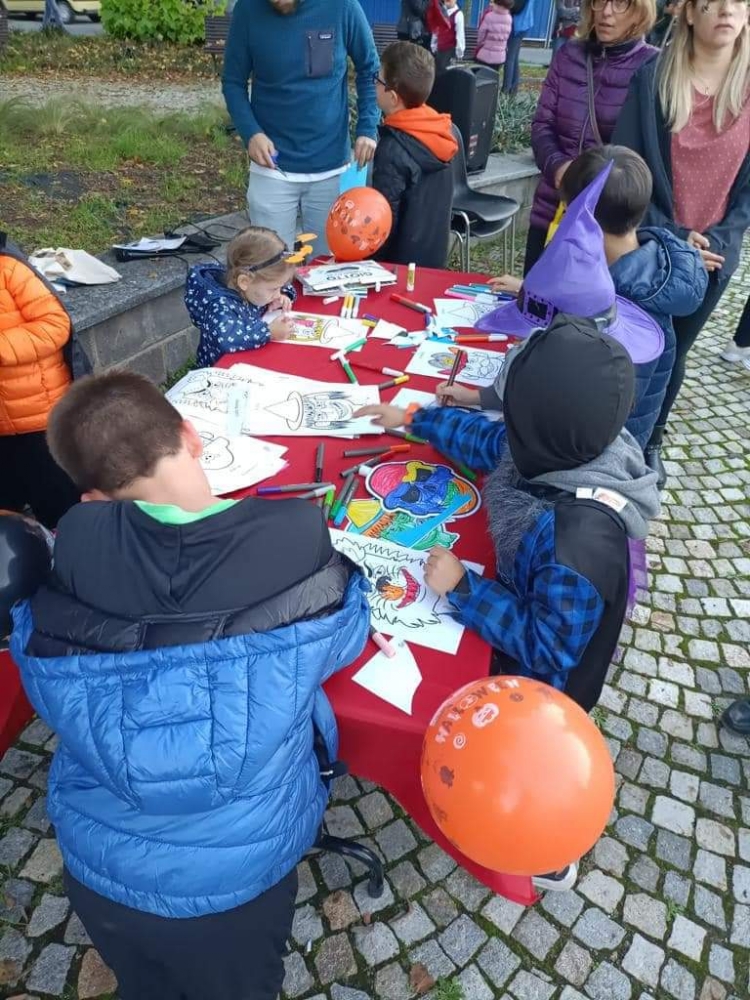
[524,0,658,273]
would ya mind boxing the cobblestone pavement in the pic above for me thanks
[1,244,748,1000]
[0,76,224,111]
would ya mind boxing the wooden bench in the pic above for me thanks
[371,22,479,59]
[204,14,232,71]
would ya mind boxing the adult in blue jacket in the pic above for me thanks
[222,0,380,256]
[10,370,370,1000]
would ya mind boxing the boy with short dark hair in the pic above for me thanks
[11,371,370,1000]
[372,40,458,268]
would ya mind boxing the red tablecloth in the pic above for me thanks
[218,265,535,905]
[0,649,33,757]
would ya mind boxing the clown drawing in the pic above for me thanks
[428,347,504,386]
[265,391,354,431]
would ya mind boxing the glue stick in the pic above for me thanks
[406,262,416,293]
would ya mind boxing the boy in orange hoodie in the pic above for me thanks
[372,42,458,268]
[0,237,79,528]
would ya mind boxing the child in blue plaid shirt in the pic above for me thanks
[357,314,660,715]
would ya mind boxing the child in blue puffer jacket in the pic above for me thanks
[185,225,297,367]
[10,371,369,1000]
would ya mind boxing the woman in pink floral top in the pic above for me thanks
[614,0,750,486]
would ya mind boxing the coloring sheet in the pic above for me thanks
[345,459,481,551]
[391,387,502,422]
[266,312,368,350]
[370,319,407,341]
[165,368,253,418]
[299,260,396,293]
[179,410,288,496]
[330,531,483,655]
[405,343,506,387]
[432,298,499,329]
[352,638,422,715]
[243,382,384,438]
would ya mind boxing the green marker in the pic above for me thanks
[322,487,335,520]
[329,473,354,520]
[340,358,358,385]
[343,338,367,354]
[456,462,477,482]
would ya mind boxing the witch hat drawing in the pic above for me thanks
[477,163,664,365]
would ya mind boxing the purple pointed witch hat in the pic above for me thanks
[477,163,664,364]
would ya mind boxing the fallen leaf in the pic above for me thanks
[409,963,435,995]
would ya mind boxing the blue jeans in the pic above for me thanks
[502,32,525,95]
[246,170,342,257]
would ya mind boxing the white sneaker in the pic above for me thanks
[532,862,578,893]
[720,342,750,364]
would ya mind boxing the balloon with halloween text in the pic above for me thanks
[421,676,616,875]
[326,187,392,262]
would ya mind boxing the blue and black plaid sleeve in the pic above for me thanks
[410,406,507,473]
[448,514,604,688]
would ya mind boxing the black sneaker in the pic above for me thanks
[644,443,667,490]
[721,699,750,737]
[532,862,578,892]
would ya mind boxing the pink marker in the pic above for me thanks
[370,627,397,659]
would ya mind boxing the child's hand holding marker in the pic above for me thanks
[269,315,294,341]
[436,383,480,407]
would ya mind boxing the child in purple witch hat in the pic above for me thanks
[439,161,671,449]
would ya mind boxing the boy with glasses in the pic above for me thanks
[371,41,459,267]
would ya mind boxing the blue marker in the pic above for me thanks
[271,153,287,177]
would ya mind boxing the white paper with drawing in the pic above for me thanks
[391,387,501,422]
[405,342,506,387]
[352,639,422,715]
[432,298,499,328]
[171,408,287,495]
[165,368,255,419]
[330,531,483,655]
[243,380,384,438]
[265,311,368,350]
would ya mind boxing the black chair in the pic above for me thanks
[449,125,520,273]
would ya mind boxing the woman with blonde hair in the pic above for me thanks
[614,0,750,484]
[524,0,658,272]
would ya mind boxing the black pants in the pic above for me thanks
[655,275,728,428]
[522,224,547,275]
[0,431,79,529]
[733,293,750,348]
[435,48,456,74]
[397,31,432,51]
[64,868,297,1000]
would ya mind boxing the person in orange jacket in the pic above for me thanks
[0,239,79,528]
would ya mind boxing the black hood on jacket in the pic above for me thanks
[379,125,450,175]
[503,314,635,480]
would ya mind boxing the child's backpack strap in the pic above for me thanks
[0,232,92,380]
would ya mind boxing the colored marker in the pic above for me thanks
[456,462,477,482]
[377,375,410,391]
[340,458,376,479]
[297,485,333,500]
[390,293,431,314]
[446,349,465,388]
[315,442,325,483]
[361,319,378,329]
[332,474,358,526]
[386,428,428,445]
[257,482,333,495]
[370,627,397,659]
[351,297,360,319]
[343,444,409,458]
[339,357,358,384]
[343,338,366,354]
[329,473,354,520]
[343,445,394,458]
[323,295,340,305]
[321,487,335,520]
[456,334,508,343]
[350,361,405,377]
[363,313,379,322]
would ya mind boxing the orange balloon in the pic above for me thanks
[421,676,615,875]
[326,187,392,262]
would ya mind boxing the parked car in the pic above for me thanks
[0,1,101,23]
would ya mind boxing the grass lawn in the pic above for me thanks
[0,99,247,252]
[0,30,217,80]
